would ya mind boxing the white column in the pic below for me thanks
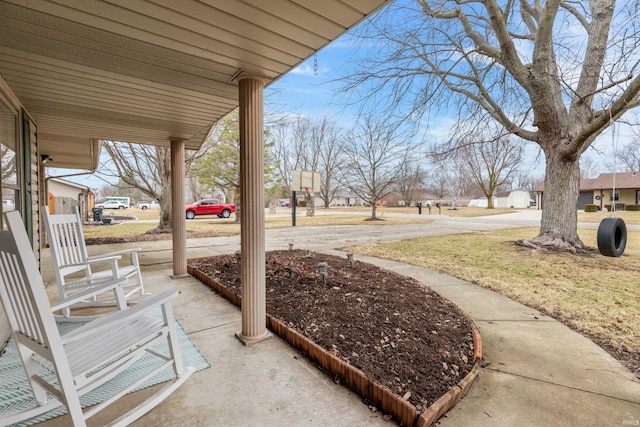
[235,73,272,345]
[171,139,188,278]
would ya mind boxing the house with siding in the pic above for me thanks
[534,172,640,210]
[46,177,95,219]
[579,172,640,210]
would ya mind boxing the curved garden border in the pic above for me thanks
[188,261,482,427]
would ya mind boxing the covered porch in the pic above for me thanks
[29,243,388,426]
[0,0,389,348]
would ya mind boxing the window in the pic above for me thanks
[0,96,18,230]
[609,191,619,202]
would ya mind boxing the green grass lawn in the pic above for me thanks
[344,227,640,369]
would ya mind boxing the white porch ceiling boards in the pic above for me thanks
[0,0,388,169]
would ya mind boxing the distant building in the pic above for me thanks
[47,178,95,220]
[494,190,531,208]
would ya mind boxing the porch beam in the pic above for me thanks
[235,73,272,345]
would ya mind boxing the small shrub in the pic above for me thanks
[584,204,598,212]
[604,204,612,212]
[626,204,640,211]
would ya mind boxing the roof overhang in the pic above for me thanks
[0,0,389,169]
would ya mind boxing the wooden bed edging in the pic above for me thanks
[416,327,482,426]
[188,264,483,427]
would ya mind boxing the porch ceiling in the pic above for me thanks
[0,0,388,170]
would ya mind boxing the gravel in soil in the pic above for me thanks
[188,250,475,415]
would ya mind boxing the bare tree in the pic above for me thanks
[458,136,523,208]
[312,118,344,208]
[428,150,472,208]
[101,141,203,231]
[341,0,640,251]
[510,170,542,199]
[339,116,409,219]
[102,142,171,230]
[580,155,601,179]
[269,116,344,210]
[614,140,640,173]
[396,150,427,206]
[269,118,315,194]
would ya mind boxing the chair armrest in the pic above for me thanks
[60,255,122,269]
[62,290,178,344]
[88,248,141,260]
[51,277,128,311]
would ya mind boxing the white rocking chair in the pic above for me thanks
[42,207,147,320]
[0,211,194,426]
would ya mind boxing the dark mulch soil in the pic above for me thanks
[188,250,475,415]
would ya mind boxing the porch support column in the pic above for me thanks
[235,73,272,345]
[171,138,188,278]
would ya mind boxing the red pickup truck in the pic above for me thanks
[185,199,235,219]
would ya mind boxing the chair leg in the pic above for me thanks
[131,252,145,296]
[56,369,87,427]
[17,347,47,405]
[161,304,184,377]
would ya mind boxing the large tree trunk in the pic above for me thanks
[157,147,172,230]
[518,148,589,252]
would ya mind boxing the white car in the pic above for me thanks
[99,200,128,209]
[136,201,160,210]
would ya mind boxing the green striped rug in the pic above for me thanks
[0,316,209,426]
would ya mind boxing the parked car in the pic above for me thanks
[185,199,235,219]
[98,200,128,209]
[136,201,160,209]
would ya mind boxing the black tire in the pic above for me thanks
[221,209,231,219]
[186,210,196,220]
[141,206,148,210]
[118,206,125,210]
[597,217,627,257]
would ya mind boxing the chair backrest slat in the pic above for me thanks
[0,212,58,349]
[43,209,88,276]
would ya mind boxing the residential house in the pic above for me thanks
[47,177,95,219]
[534,171,640,210]
[579,172,640,210]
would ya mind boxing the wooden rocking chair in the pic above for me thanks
[42,207,147,320]
[0,211,194,426]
